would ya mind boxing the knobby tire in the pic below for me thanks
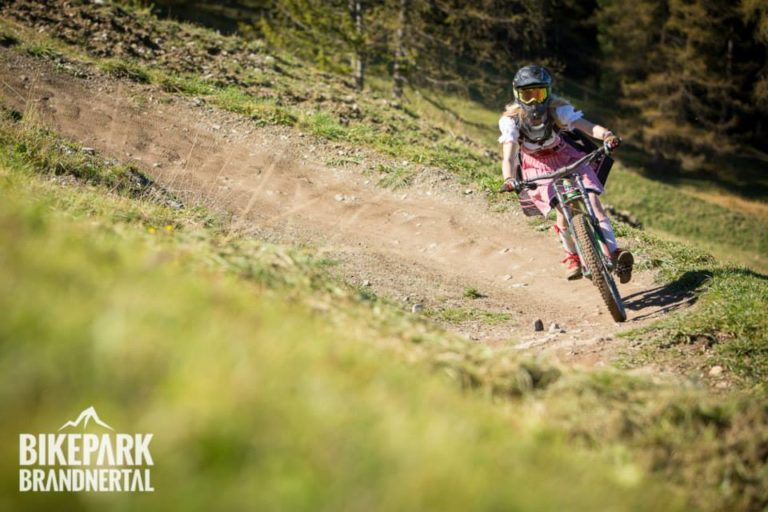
[572,213,627,322]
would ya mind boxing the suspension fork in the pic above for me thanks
[553,180,592,276]
[574,174,613,266]
[553,184,574,229]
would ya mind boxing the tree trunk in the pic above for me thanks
[392,0,411,99]
[349,0,365,91]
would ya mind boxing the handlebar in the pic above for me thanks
[499,146,608,194]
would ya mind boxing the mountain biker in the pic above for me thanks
[498,64,634,283]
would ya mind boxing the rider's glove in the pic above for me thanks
[603,131,622,152]
[500,177,522,194]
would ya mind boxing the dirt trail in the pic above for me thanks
[0,51,694,366]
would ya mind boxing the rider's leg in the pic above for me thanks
[587,192,618,254]
[588,192,634,283]
[554,205,582,280]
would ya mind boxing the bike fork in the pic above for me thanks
[575,175,614,270]
[554,186,594,279]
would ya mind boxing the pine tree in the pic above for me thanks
[741,0,768,144]
[598,0,765,165]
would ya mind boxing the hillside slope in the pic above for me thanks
[1,1,767,510]
[0,49,693,365]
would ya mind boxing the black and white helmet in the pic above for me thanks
[512,65,553,123]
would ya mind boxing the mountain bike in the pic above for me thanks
[501,147,627,322]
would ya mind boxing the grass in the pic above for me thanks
[373,162,416,189]
[603,165,768,273]
[612,226,768,390]
[1,116,766,511]
[2,5,768,508]
[98,59,151,83]
[462,287,485,299]
[428,307,513,325]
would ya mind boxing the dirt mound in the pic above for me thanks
[2,0,272,87]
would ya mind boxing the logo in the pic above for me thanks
[19,406,154,493]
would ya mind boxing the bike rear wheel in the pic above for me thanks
[572,213,627,322]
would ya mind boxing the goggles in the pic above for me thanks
[515,86,550,105]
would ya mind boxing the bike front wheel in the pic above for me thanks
[572,213,627,322]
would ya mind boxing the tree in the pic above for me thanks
[598,0,767,166]
[391,0,411,99]
[741,0,768,142]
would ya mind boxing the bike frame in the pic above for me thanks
[500,146,626,321]
[551,174,614,278]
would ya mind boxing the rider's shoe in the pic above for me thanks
[562,252,582,280]
[612,249,634,284]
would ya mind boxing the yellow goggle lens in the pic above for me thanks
[516,87,549,104]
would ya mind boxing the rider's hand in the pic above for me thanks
[603,132,621,152]
[500,177,522,193]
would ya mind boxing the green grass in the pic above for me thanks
[603,165,768,273]
[372,162,416,189]
[428,307,513,325]
[462,287,485,299]
[613,226,768,390]
[98,59,151,83]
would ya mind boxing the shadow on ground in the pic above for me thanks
[624,270,712,321]
[625,267,768,322]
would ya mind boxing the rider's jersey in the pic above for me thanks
[498,104,583,153]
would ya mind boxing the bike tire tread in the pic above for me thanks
[572,214,626,322]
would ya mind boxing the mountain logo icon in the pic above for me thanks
[58,406,114,432]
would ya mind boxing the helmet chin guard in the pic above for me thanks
[517,100,553,144]
[513,65,555,144]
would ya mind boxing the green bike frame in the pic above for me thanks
[552,174,614,278]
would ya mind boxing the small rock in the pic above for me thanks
[152,162,162,168]
[502,274,513,281]
[549,322,563,334]
[463,189,473,195]
[334,194,345,202]
[708,365,724,377]
[411,304,424,314]
[715,381,729,389]
[362,280,371,287]
[533,319,544,332]
[500,248,510,254]
[212,124,221,131]
[81,147,96,155]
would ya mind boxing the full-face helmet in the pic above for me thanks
[512,65,552,123]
